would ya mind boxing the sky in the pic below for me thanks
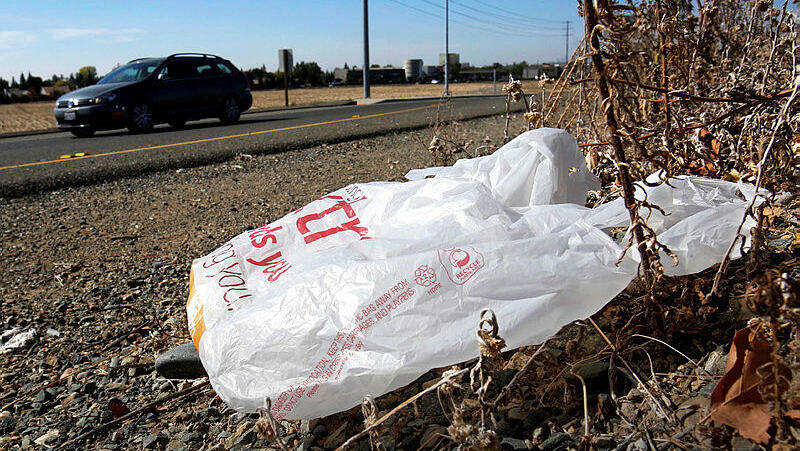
[0,0,583,81]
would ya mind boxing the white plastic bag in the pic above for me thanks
[186,128,754,419]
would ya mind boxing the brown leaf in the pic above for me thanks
[709,327,773,444]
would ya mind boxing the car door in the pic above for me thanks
[151,59,200,116]
[193,60,224,114]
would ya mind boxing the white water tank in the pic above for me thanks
[404,59,423,82]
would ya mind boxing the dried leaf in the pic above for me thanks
[709,327,773,443]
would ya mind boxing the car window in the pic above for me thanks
[97,60,162,84]
[216,63,233,74]
[196,64,222,76]
[161,61,196,79]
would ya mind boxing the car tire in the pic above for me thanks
[220,96,240,124]
[70,128,95,138]
[128,102,155,133]
[169,119,186,129]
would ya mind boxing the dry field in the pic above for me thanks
[0,81,540,135]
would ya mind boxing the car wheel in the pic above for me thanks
[169,119,186,129]
[220,96,240,124]
[70,128,95,138]
[128,102,155,133]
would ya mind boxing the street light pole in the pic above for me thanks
[444,0,449,97]
[363,0,370,99]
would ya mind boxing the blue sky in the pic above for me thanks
[0,0,582,81]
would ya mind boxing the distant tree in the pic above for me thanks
[75,66,98,87]
[0,78,8,89]
[19,72,26,89]
[292,61,325,87]
[506,61,528,78]
[343,62,349,69]
[10,76,17,88]
[370,64,380,68]
[26,75,43,97]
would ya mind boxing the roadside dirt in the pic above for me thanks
[0,114,513,450]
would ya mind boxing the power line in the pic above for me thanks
[471,0,565,24]
[447,0,564,30]
[418,0,564,36]
[383,0,563,38]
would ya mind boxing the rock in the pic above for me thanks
[296,436,315,451]
[594,436,614,449]
[0,328,36,354]
[234,429,257,447]
[730,435,760,450]
[45,328,61,337]
[154,342,207,379]
[540,432,569,450]
[32,389,52,403]
[773,191,796,206]
[500,437,529,450]
[181,431,201,443]
[166,439,188,451]
[697,382,715,397]
[311,423,328,437]
[627,438,647,451]
[225,422,255,449]
[34,429,59,446]
[323,422,349,449]
[570,359,609,382]
[142,433,168,449]
[0,415,15,434]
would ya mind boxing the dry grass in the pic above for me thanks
[0,81,539,135]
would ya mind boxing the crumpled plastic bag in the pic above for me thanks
[186,128,755,419]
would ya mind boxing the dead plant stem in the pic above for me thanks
[709,80,799,296]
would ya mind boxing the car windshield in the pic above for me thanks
[97,60,162,84]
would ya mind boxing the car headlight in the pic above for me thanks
[92,93,117,104]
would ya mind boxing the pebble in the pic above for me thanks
[142,433,168,449]
[541,432,569,450]
[500,437,528,450]
[33,429,59,446]
[0,328,36,354]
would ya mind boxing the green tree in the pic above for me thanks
[76,66,98,87]
[26,75,43,96]
[292,61,324,87]
[19,72,26,89]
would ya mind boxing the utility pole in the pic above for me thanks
[565,20,570,65]
[444,0,449,97]
[363,0,370,98]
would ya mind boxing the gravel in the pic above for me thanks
[0,114,511,450]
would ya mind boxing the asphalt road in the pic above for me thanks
[0,96,520,197]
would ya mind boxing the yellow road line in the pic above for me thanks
[0,104,436,171]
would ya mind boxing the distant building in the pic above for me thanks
[439,53,460,67]
[423,66,441,78]
[3,88,28,98]
[41,86,71,97]
[522,64,563,80]
[333,66,406,84]
[460,68,509,82]
[403,59,423,82]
